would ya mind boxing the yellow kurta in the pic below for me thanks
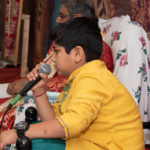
[53,60,144,150]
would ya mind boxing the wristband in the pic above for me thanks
[15,121,29,137]
[34,90,46,98]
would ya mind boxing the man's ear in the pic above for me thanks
[73,13,82,18]
[72,46,85,63]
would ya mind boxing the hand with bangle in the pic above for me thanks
[33,88,46,98]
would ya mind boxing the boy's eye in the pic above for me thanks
[54,49,59,54]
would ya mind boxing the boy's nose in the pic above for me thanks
[56,16,61,24]
[51,53,56,62]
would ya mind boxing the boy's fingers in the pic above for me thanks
[32,68,38,78]
[35,64,40,70]
[27,74,32,81]
[27,67,39,81]
[40,73,46,78]
[27,72,36,81]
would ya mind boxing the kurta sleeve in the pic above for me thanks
[56,74,111,139]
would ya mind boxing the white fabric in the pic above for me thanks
[0,83,11,98]
[14,91,60,125]
[98,15,150,122]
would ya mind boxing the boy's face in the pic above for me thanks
[51,42,76,77]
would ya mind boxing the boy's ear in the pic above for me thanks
[72,46,85,63]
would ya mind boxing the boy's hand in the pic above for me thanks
[27,64,48,93]
[0,129,17,149]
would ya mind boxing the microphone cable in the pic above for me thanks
[0,63,51,130]
[0,104,13,130]
[0,94,22,130]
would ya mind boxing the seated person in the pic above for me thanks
[7,0,113,96]
[0,0,113,132]
[0,17,144,150]
[96,0,150,122]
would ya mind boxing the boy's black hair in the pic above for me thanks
[51,17,103,62]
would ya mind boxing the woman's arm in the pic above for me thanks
[0,119,65,149]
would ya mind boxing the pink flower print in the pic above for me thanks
[148,59,150,69]
[120,54,128,67]
[111,31,121,45]
[103,24,111,34]
[139,36,147,55]
[141,63,147,81]
[138,63,147,81]
[29,98,34,103]
[142,63,146,76]
[112,32,120,41]
[139,36,146,47]
[117,16,122,18]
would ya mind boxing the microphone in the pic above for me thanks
[9,63,51,108]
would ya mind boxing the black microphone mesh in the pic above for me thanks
[38,63,51,75]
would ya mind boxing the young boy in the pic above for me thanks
[0,17,144,150]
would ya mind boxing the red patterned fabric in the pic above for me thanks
[0,107,16,131]
[0,97,11,104]
[46,41,113,92]
[100,41,113,72]
[0,97,24,131]
[4,0,20,58]
[0,97,15,131]
[0,66,21,84]
[46,73,67,92]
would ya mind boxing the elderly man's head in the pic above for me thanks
[56,0,96,24]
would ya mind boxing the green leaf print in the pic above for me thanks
[133,87,141,103]
[138,67,142,74]
[117,53,122,60]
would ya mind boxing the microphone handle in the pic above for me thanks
[19,76,41,97]
[10,76,41,107]
[10,94,22,106]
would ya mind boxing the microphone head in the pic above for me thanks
[38,63,51,75]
